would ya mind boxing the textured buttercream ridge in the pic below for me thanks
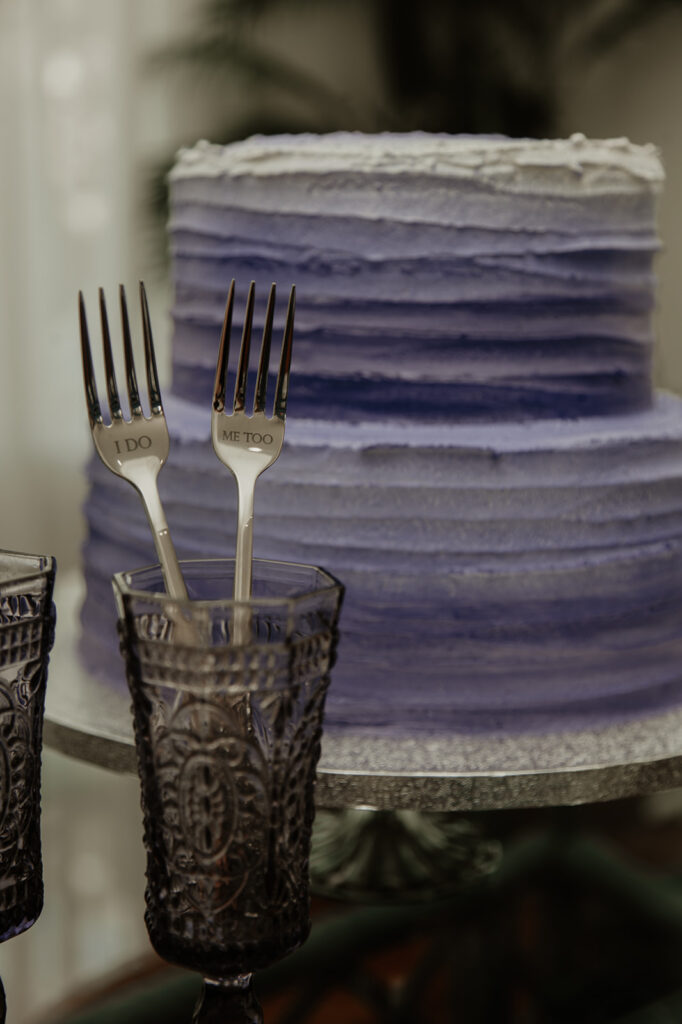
[165,392,682,452]
[169,132,664,196]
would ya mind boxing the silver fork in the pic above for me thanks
[211,279,295,640]
[79,282,189,601]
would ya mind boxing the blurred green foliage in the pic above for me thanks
[156,0,682,141]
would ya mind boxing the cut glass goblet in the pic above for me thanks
[114,557,343,1024]
[0,550,56,1022]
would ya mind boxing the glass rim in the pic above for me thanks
[112,556,343,609]
[0,549,55,588]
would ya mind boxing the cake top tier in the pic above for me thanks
[168,132,663,424]
[170,131,663,197]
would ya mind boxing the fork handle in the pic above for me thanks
[232,475,257,645]
[155,527,189,600]
[234,478,255,604]
[137,480,189,601]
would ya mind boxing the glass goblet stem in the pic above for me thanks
[192,974,263,1024]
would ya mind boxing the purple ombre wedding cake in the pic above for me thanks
[80,131,682,735]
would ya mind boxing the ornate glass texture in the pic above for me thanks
[114,558,343,1024]
[0,550,56,1022]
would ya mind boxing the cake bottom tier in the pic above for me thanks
[79,392,682,734]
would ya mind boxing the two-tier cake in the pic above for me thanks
[80,132,682,734]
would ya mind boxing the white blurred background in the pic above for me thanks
[0,0,680,1019]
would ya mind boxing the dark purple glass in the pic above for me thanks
[0,551,56,1021]
[114,558,343,1023]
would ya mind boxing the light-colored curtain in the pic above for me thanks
[0,2,181,1018]
[0,0,137,571]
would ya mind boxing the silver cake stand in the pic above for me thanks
[44,573,682,812]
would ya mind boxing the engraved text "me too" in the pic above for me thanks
[222,430,274,445]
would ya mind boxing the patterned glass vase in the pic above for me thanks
[0,550,56,1022]
[114,558,343,1024]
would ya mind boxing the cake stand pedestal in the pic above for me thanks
[44,572,682,812]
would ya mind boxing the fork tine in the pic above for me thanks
[253,282,276,414]
[79,292,103,427]
[139,281,163,415]
[119,285,142,417]
[213,279,235,413]
[274,285,295,420]
[234,280,255,413]
[99,288,122,421]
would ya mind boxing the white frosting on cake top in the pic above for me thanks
[169,132,664,197]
